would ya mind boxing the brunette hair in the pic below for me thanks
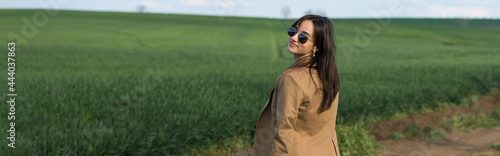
[287,14,340,114]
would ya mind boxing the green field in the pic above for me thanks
[0,10,499,155]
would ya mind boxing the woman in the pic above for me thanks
[252,15,341,156]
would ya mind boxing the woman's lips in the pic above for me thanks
[289,42,298,47]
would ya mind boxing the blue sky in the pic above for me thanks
[2,0,500,18]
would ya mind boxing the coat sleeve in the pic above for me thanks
[273,73,303,155]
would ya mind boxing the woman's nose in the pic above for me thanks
[290,33,298,42]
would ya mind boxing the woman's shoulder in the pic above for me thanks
[277,67,318,87]
[281,66,317,78]
[278,66,322,90]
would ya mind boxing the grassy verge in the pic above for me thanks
[386,107,500,143]
[337,124,385,156]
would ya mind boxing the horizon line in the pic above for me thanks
[1,8,500,20]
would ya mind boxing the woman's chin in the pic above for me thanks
[287,47,297,53]
[287,51,302,56]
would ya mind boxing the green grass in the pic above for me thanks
[0,10,499,155]
[387,125,447,142]
[492,143,500,150]
[440,109,500,132]
[387,108,500,143]
[337,124,384,156]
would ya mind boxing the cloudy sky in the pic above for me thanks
[2,0,500,18]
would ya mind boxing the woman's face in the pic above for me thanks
[287,20,317,56]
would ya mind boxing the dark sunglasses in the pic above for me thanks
[287,27,310,44]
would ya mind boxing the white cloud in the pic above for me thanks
[181,0,211,7]
[240,0,255,7]
[409,0,428,6]
[429,5,492,18]
[140,0,173,10]
[458,0,499,5]
[211,0,254,16]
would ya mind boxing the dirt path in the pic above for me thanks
[375,93,500,156]
[370,93,500,140]
[380,127,500,156]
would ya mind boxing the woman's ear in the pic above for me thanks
[313,46,317,52]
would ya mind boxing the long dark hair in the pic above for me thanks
[286,14,340,114]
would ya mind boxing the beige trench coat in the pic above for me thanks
[252,66,340,156]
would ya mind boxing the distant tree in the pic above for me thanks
[315,8,327,16]
[281,6,291,19]
[305,9,313,15]
[304,8,327,17]
[137,4,146,13]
